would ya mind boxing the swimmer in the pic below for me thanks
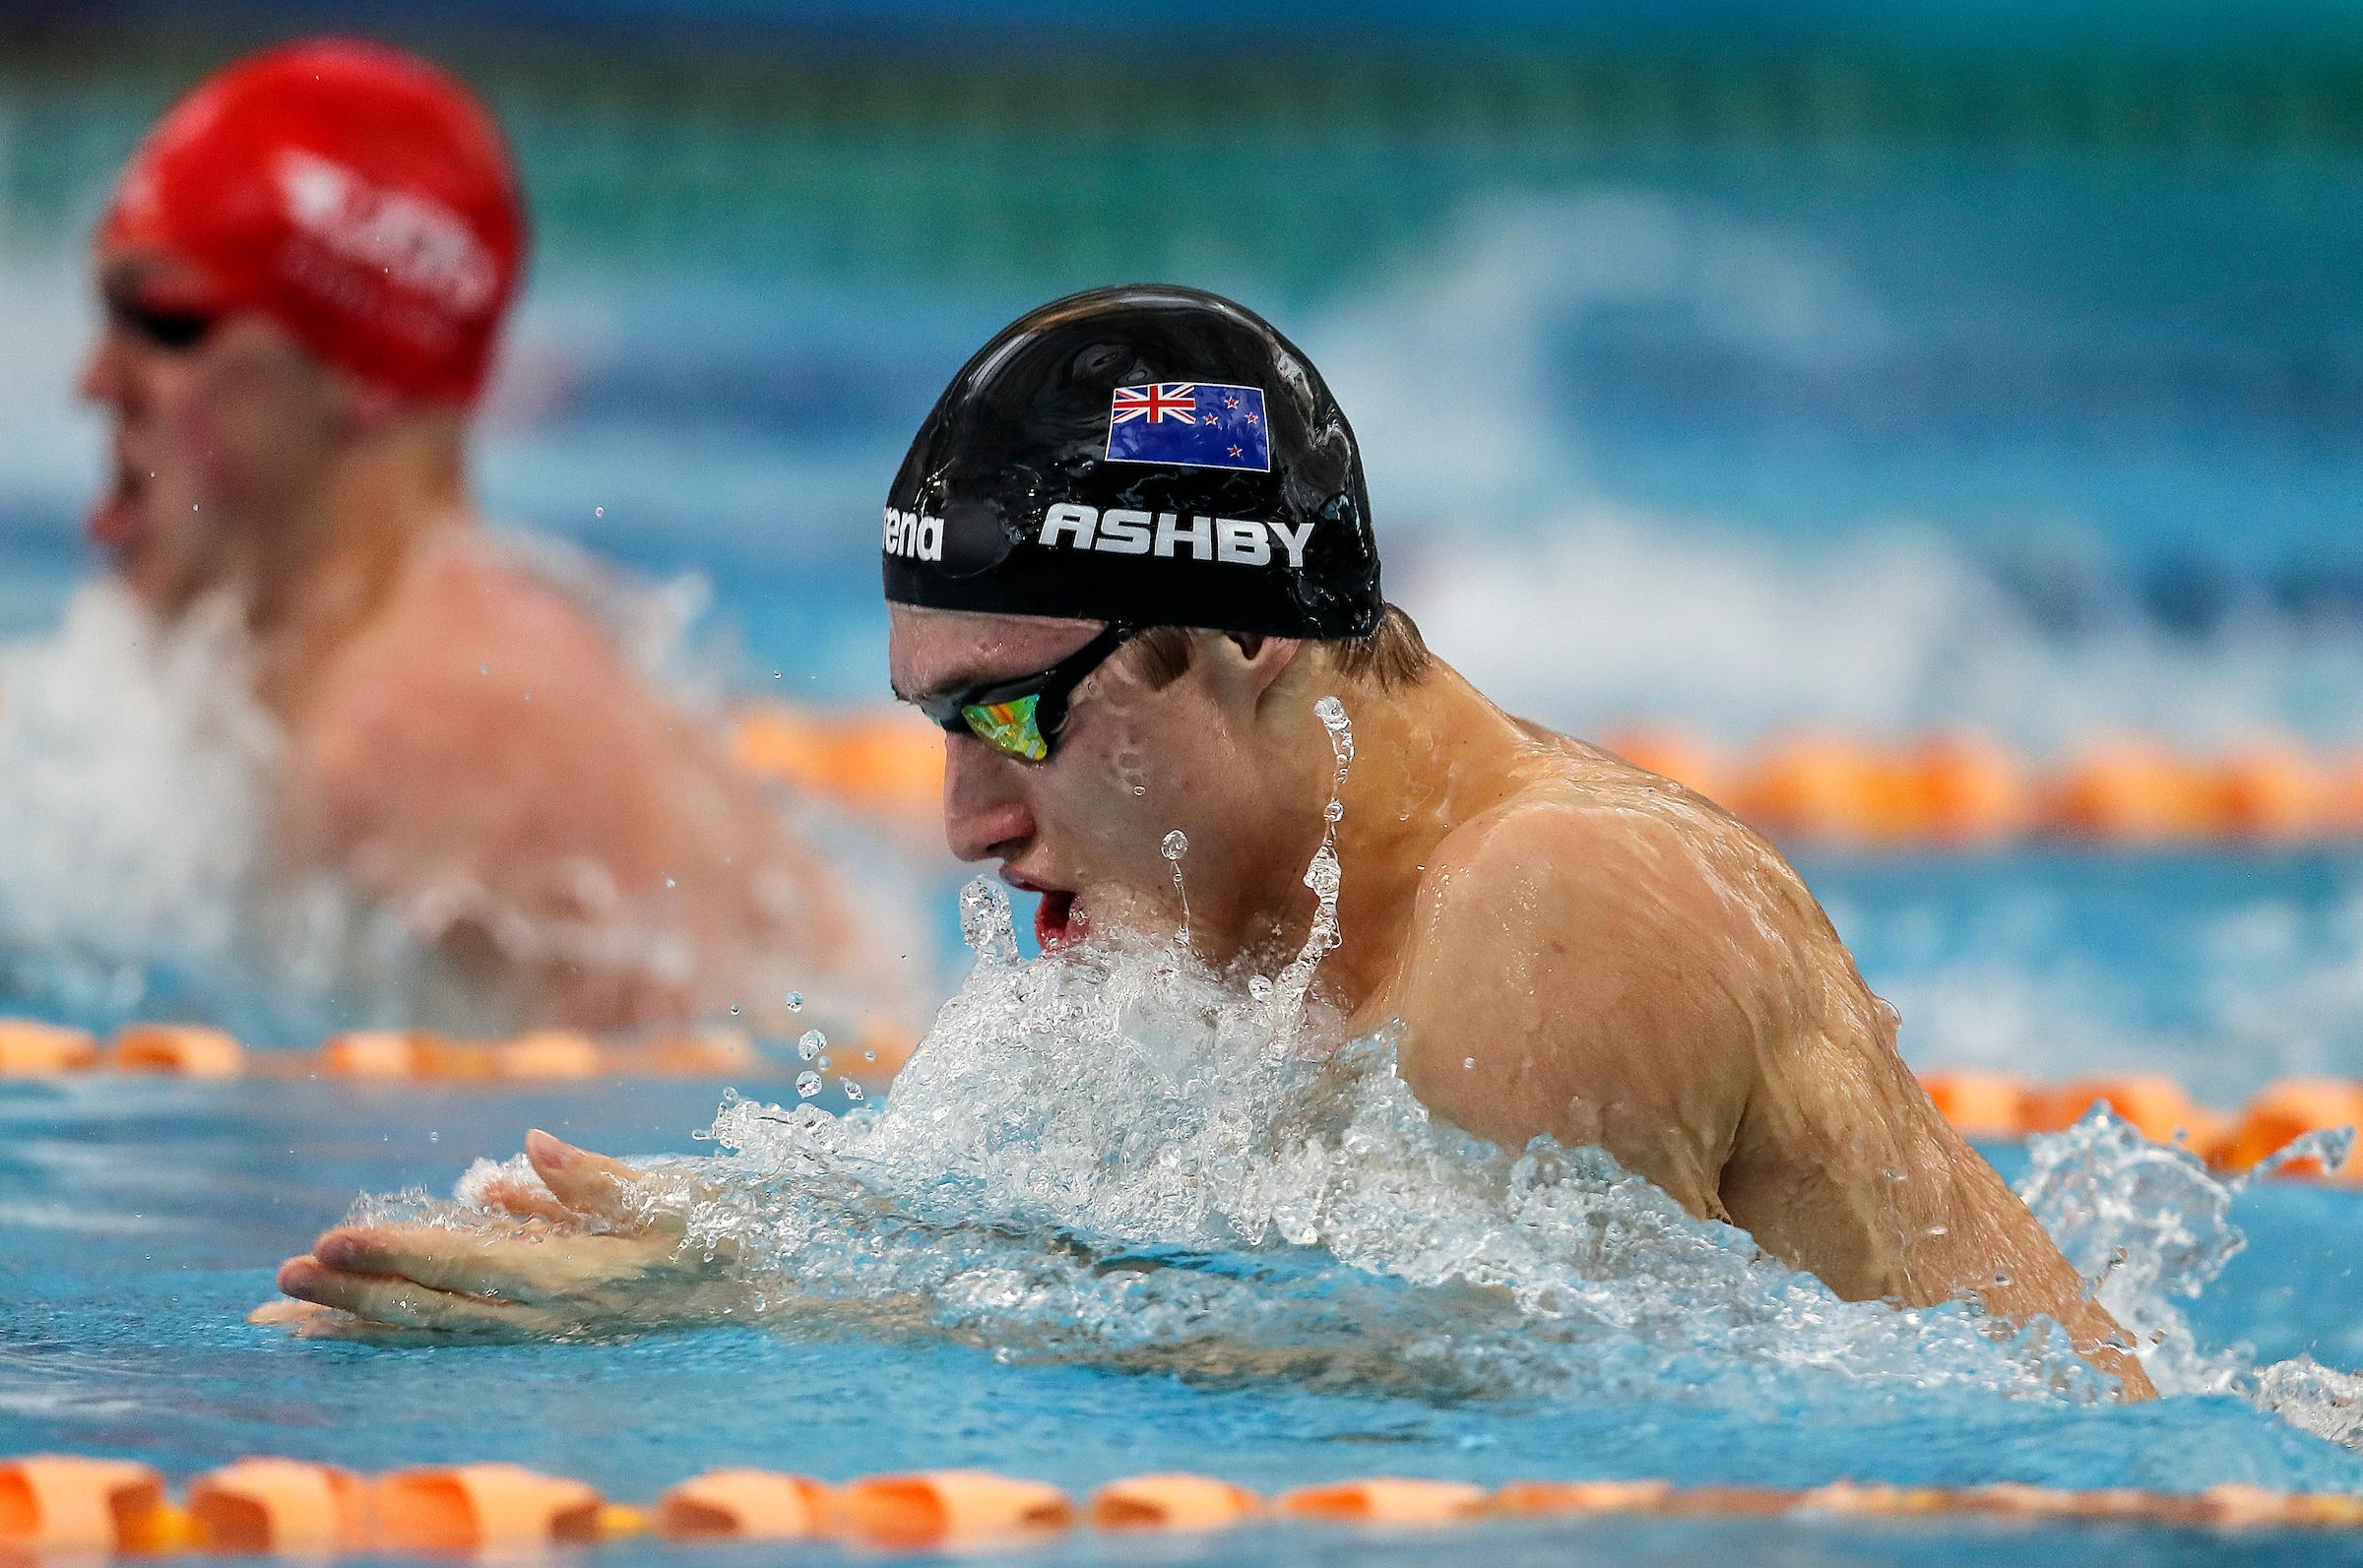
[77,39,896,1029]
[267,286,2153,1399]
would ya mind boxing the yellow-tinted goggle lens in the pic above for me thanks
[961,694,1049,762]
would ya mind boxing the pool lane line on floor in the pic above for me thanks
[730,699,2363,848]
[4,1456,2361,1557]
[2,1018,2355,1185]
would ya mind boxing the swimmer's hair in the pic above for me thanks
[1130,603,1433,692]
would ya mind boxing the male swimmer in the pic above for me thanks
[267,286,2154,1399]
[77,39,891,1029]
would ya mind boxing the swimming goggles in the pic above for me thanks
[106,288,222,353]
[917,623,1141,763]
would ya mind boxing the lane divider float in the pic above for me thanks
[0,1020,913,1089]
[3,1017,2349,1183]
[1917,1070,2363,1181]
[3,1456,2359,1557]
[728,700,2363,847]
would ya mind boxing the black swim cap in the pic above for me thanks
[883,285,1382,639]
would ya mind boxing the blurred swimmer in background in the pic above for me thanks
[72,38,904,1031]
[267,286,2153,1400]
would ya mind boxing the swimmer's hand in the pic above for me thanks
[258,1130,744,1342]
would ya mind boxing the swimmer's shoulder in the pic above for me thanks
[384,534,634,687]
[284,538,695,837]
[1499,725,1868,1022]
[1430,731,1754,891]
[1415,782,1744,947]
[1491,721,1837,924]
[1382,772,1763,1202]
[304,534,682,750]
[1396,741,1825,1020]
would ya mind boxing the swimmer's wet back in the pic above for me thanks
[882,284,1383,639]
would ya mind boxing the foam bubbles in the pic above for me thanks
[0,555,932,1037]
[2019,1108,2363,1447]
[0,583,426,1035]
[624,877,2108,1408]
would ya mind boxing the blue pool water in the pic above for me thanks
[2,1070,2360,1568]
[5,102,2363,1565]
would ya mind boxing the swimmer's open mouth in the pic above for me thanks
[90,452,148,549]
[1005,873,1084,952]
[1035,890,1083,951]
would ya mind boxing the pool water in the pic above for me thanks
[4,101,2363,1565]
[2,1067,2360,1567]
[5,874,2362,1543]
[3,664,2363,1566]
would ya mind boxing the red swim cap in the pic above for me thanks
[99,38,526,406]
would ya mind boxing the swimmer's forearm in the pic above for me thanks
[1970,1266,2156,1402]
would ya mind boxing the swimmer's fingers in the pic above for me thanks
[473,1174,579,1226]
[250,1297,453,1346]
[314,1223,588,1303]
[525,1129,708,1236]
[248,1296,327,1328]
[275,1254,566,1339]
[311,1223,668,1306]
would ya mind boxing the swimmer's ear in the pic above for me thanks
[1211,632,1304,712]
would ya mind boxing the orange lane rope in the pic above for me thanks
[729,700,2363,847]
[0,1019,2355,1183]
[0,1456,2356,1557]
[2,1018,2353,1182]
[0,1021,917,1089]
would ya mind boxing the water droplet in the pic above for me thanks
[798,1030,826,1061]
[1247,975,1274,1001]
[428,1130,440,1142]
[862,1049,876,1061]
[665,876,677,889]
[796,1071,822,1098]
[1462,1057,1476,1070]
[594,505,606,517]
[843,1082,864,1101]
[786,991,803,1011]
[1132,785,1146,795]
[958,877,1021,965]
[730,1004,740,1016]
[1160,830,1188,861]
[1324,798,1344,822]
[816,1055,831,1070]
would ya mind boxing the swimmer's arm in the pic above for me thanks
[1375,804,1756,1222]
[1764,1099,2162,1401]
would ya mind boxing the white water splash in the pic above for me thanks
[405,864,2101,1410]
[2019,1109,2363,1448]
[1160,829,1190,949]
[1259,697,1355,1026]
[379,855,2363,1436]
[0,583,422,1034]
[0,560,926,1038]
[1406,510,2363,751]
[2254,1358,2363,1451]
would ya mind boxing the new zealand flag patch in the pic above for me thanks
[1105,382,1271,472]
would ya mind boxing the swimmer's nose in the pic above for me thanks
[78,326,132,408]
[941,735,1033,864]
